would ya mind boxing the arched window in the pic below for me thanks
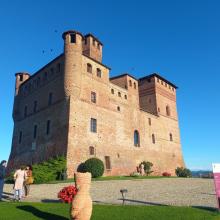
[118,92,121,97]
[169,133,173,141]
[129,80,132,87]
[134,130,140,147]
[87,63,92,73]
[166,105,171,116]
[89,146,95,155]
[97,68,101,77]
[152,134,155,144]
[117,106,120,111]
[124,95,127,99]
[111,89,114,94]
[134,82,136,89]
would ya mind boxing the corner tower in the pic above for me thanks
[62,30,83,100]
[139,73,178,120]
[82,33,103,62]
[13,72,30,120]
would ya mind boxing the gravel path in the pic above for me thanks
[2,178,217,208]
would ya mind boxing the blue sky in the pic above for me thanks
[0,0,219,170]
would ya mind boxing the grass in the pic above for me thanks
[47,175,175,184]
[0,202,219,220]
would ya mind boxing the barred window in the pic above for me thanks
[91,92,96,103]
[90,118,97,133]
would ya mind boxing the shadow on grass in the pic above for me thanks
[41,199,60,203]
[17,205,68,220]
[118,198,167,206]
[192,206,219,213]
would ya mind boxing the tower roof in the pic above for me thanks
[84,33,103,46]
[139,73,178,89]
[62,30,84,39]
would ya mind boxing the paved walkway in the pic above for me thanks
[2,178,217,208]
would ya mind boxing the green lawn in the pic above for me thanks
[0,202,219,220]
[48,175,174,184]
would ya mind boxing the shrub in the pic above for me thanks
[58,185,77,204]
[32,156,66,184]
[162,172,171,177]
[130,172,140,177]
[139,161,153,176]
[83,158,104,178]
[175,167,192,177]
[5,171,15,184]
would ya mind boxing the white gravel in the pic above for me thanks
[2,178,217,208]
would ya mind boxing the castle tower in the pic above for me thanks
[62,30,83,100]
[15,72,30,96]
[139,73,178,119]
[82,33,103,62]
[13,72,30,120]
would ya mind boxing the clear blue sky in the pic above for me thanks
[0,0,219,170]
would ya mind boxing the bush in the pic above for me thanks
[162,172,171,177]
[175,167,192,177]
[83,158,104,178]
[32,156,66,184]
[5,171,15,184]
[139,161,153,176]
[130,172,140,177]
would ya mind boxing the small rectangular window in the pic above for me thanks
[70,34,76,43]
[91,92,96,103]
[46,120,51,135]
[97,68,101,78]
[50,68,54,75]
[57,63,61,73]
[24,106,27,117]
[148,118,151,126]
[33,125,37,139]
[105,156,111,170]
[19,131,22,144]
[33,101,37,113]
[48,92,53,106]
[19,75,23,81]
[90,118,97,133]
[44,72,48,80]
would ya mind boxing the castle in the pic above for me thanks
[8,30,185,177]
